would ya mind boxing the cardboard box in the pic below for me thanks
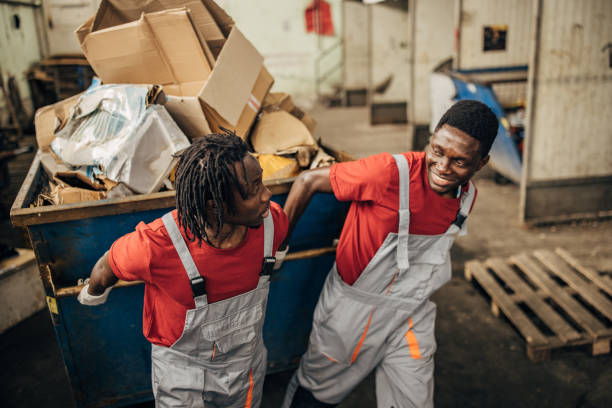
[204,67,274,139]
[76,0,274,140]
[91,0,226,62]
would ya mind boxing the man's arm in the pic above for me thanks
[78,251,119,305]
[88,252,118,294]
[279,166,333,250]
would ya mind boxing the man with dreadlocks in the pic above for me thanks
[281,100,498,408]
[77,132,288,407]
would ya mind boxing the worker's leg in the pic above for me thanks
[247,345,267,408]
[282,303,385,406]
[375,307,437,408]
[151,347,205,408]
[283,371,338,408]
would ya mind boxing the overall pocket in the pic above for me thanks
[311,290,374,366]
[201,304,263,362]
[392,235,453,300]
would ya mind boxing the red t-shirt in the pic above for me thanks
[330,151,477,285]
[109,202,288,347]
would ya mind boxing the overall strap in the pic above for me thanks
[260,212,276,276]
[448,181,476,236]
[162,212,207,307]
[392,154,410,271]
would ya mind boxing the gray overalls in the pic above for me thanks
[151,212,275,408]
[283,154,475,408]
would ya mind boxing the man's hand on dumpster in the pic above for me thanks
[77,278,113,306]
[274,245,289,270]
[77,251,118,306]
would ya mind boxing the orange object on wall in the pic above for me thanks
[305,0,335,36]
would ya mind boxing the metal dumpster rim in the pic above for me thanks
[10,150,296,227]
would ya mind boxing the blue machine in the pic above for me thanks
[11,153,348,407]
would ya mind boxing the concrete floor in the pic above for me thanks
[1,106,611,407]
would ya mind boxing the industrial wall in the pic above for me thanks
[371,3,409,104]
[42,0,99,55]
[521,0,612,223]
[458,0,532,69]
[0,2,43,120]
[222,0,343,107]
[412,0,454,124]
[344,1,409,104]
[343,1,367,92]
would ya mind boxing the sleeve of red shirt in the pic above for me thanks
[270,201,288,254]
[329,152,398,204]
[108,221,154,283]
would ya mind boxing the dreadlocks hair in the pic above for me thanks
[434,100,499,156]
[174,131,249,246]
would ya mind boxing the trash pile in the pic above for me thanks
[33,0,334,206]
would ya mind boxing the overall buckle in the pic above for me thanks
[453,213,467,228]
[190,276,206,297]
[261,256,276,276]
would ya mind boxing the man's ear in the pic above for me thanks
[476,154,490,171]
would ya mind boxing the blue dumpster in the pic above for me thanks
[11,150,349,407]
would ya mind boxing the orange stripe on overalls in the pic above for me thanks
[244,369,254,408]
[404,317,422,359]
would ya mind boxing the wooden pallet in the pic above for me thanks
[465,248,612,362]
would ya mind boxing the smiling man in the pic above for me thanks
[77,132,288,407]
[281,100,498,408]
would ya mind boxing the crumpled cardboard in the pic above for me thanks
[39,151,105,191]
[262,92,317,134]
[250,111,317,155]
[255,154,300,181]
[34,94,81,150]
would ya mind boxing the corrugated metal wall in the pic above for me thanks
[521,0,612,223]
[459,0,532,69]
[527,0,612,180]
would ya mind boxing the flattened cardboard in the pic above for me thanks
[39,151,105,191]
[51,185,106,205]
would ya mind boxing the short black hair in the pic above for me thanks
[434,100,499,156]
[174,132,249,245]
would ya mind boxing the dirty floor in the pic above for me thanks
[1,106,611,407]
